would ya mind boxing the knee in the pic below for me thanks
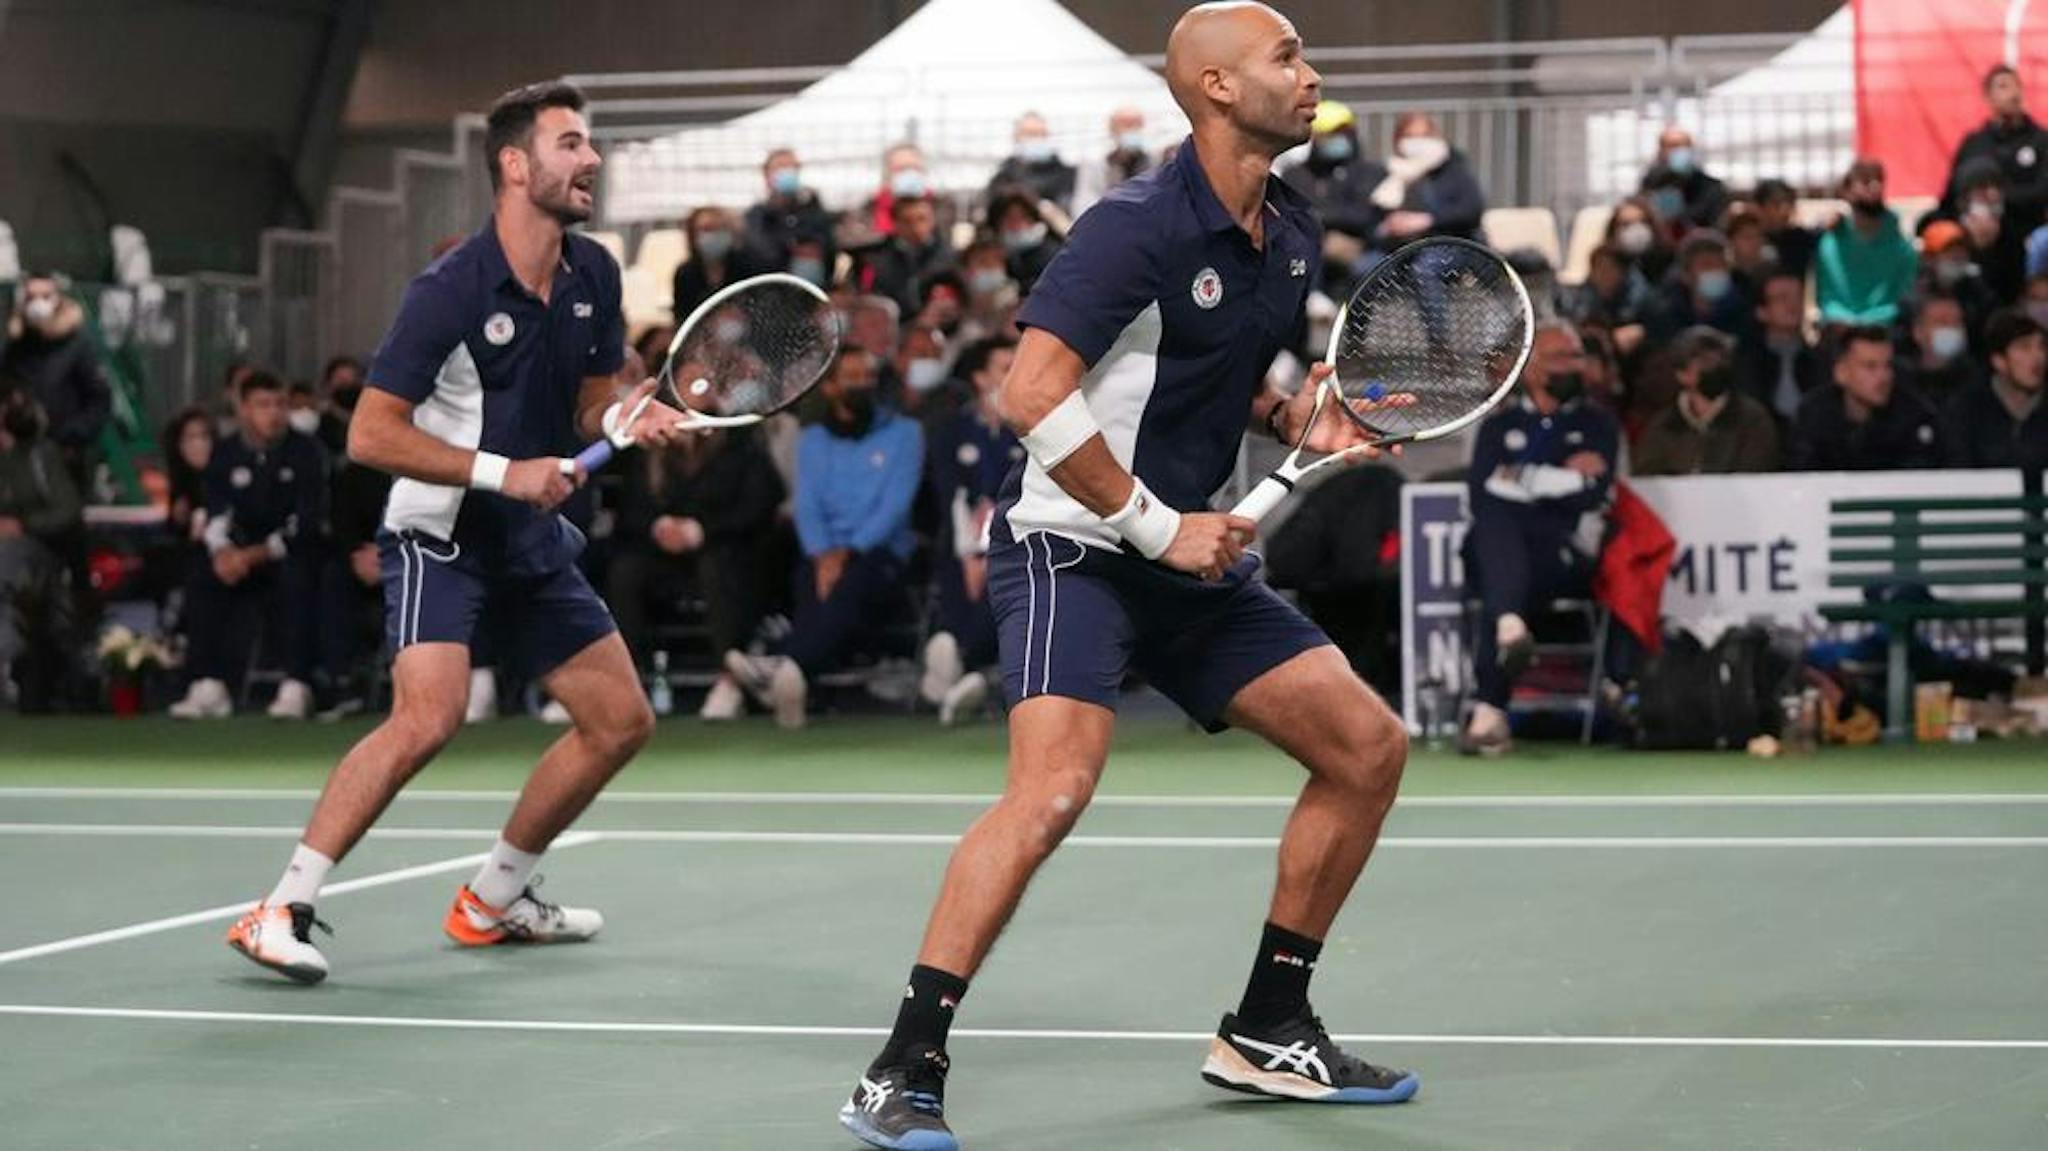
[1319,699,1408,804]
[1008,769,1097,853]
[389,704,461,768]
[588,697,656,764]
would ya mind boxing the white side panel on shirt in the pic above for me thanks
[1005,302,1163,549]
[382,341,484,540]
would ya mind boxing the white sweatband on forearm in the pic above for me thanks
[1103,476,1182,561]
[599,400,625,442]
[469,451,510,493]
[1019,390,1101,471]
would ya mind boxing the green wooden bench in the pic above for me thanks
[1820,495,2048,742]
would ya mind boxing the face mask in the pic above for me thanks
[1759,243,1779,265]
[1116,131,1146,153]
[287,409,321,436]
[905,357,949,393]
[1934,259,1972,287]
[1015,138,1054,164]
[1002,222,1047,253]
[1650,187,1686,220]
[769,168,801,196]
[1314,134,1354,163]
[1617,221,1654,255]
[695,229,733,262]
[1396,136,1450,168]
[830,389,877,437]
[789,256,827,286]
[969,267,1009,296]
[22,296,56,325]
[1969,199,2005,222]
[1928,326,1968,363]
[1695,269,1733,302]
[1545,372,1585,402]
[1666,147,1696,175]
[889,168,928,199]
[332,385,362,413]
[1695,364,1734,399]
[713,316,747,343]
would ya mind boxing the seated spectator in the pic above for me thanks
[1952,159,2027,302]
[1566,244,1654,359]
[1507,248,1561,322]
[160,407,214,542]
[673,205,760,322]
[1723,207,1774,296]
[1605,195,1676,286]
[1916,220,2002,347]
[953,239,1020,344]
[1895,290,1984,409]
[918,336,1018,724]
[1648,228,1752,344]
[1262,464,1405,697]
[312,356,363,456]
[1945,308,2048,470]
[1789,326,1946,470]
[167,371,327,720]
[988,188,1063,295]
[724,348,923,727]
[891,321,954,421]
[2026,270,2048,327]
[1938,64,2048,242]
[1459,320,1619,756]
[1638,125,1728,230]
[852,193,955,320]
[913,270,968,340]
[843,295,903,366]
[609,427,784,721]
[1738,264,1828,423]
[317,415,391,717]
[286,380,323,442]
[1754,178,1816,280]
[1368,112,1484,251]
[2,273,110,491]
[1815,158,1918,327]
[866,141,934,238]
[986,111,1078,213]
[1072,105,1154,216]
[0,387,82,707]
[1282,100,1385,294]
[1634,326,1780,475]
[742,147,837,276]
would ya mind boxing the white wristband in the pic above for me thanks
[470,451,510,492]
[1103,476,1182,561]
[1020,390,1100,471]
[599,400,626,442]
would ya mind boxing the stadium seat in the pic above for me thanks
[621,264,674,335]
[1481,207,1561,268]
[634,227,688,284]
[584,230,627,266]
[1559,204,1613,286]
[1890,195,1937,236]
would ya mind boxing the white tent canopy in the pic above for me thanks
[599,0,1188,225]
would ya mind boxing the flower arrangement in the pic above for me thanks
[97,625,178,675]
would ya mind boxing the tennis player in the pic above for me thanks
[227,81,686,984]
[840,6,1417,1148]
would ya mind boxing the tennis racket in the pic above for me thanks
[570,272,840,473]
[1231,236,1533,522]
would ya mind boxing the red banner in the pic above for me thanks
[1854,0,2048,195]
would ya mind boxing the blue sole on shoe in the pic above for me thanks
[838,1109,959,1151]
[1319,1072,1421,1104]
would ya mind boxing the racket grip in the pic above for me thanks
[572,438,617,473]
[1230,475,1293,523]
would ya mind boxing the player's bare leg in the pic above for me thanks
[1198,643,1418,1103]
[445,632,652,947]
[228,643,469,982]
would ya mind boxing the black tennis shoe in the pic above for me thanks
[1201,1009,1419,1103]
[839,1044,957,1150]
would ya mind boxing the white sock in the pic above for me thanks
[470,838,542,908]
[267,843,335,908]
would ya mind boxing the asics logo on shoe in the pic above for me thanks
[858,1076,894,1114]
[1231,1035,1331,1084]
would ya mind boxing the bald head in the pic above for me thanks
[1165,3,1319,149]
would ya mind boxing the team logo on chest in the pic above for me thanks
[1289,258,1308,278]
[484,312,516,346]
[1191,266,1224,310]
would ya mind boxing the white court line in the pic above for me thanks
[0,1004,2043,1051]
[5,786,2048,808]
[0,831,601,967]
[2,823,2047,849]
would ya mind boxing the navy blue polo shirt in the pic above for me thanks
[998,138,1321,550]
[367,220,624,575]
[1465,394,1621,535]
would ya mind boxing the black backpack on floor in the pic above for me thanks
[1635,625,1790,750]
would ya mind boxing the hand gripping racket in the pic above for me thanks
[1231,236,1533,521]
[571,272,840,473]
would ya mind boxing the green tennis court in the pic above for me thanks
[2,716,2045,1149]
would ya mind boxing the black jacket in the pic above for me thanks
[671,253,765,324]
[1737,332,1830,423]
[2,298,111,453]
[1942,381,2048,471]
[852,239,956,319]
[1282,153,1389,242]
[987,156,1078,211]
[1639,165,1729,230]
[1788,385,1947,471]
[1940,115,2048,233]
[741,191,837,273]
[616,428,783,551]
[202,430,327,559]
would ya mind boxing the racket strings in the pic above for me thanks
[669,281,839,418]
[1331,243,1528,439]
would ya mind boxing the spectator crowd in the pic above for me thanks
[2,76,2043,740]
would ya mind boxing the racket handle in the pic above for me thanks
[572,438,618,473]
[1230,475,1293,523]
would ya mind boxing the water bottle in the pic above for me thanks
[649,650,673,717]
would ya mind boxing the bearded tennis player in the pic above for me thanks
[226,81,688,983]
[838,6,1417,1149]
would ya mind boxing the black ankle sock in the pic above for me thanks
[879,964,969,1064]
[1235,921,1323,1026]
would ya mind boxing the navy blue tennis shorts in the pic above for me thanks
[379,529,615,677]
[988,530,1329,732]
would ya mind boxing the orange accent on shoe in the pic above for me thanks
[442,885,509,946]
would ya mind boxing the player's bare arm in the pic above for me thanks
[348,385,577,510]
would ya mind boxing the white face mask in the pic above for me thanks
[1396,136,1450,169]
[22,296,57,325]
[287,409,321,435]
[1927,326,1968,363]
[905,357,949,393]
[1617,221,1654,255]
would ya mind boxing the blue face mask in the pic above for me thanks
[1115,130,1146,153]
[1695,269,1732,302]
[889,169,928,199]
[1666,147,1696,175]
[1016,138,1055,164]
[1315,134,1355,163]
[1651,187,1686,220]
[694,229,733,262]
[770,168,801,196]
[789,256,827,286]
